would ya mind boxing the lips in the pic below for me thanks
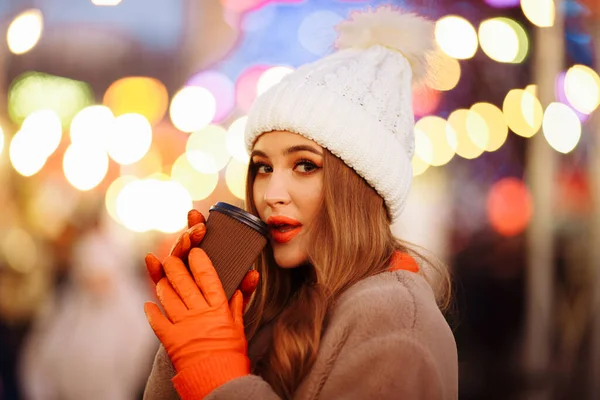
[267,216,302,244]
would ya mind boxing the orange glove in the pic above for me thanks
[145,209,259,308]
[144,248,250,399]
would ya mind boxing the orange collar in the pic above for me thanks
[389,251,419,273]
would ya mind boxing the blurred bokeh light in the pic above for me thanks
[257,66,294,96]
[7,9,43,55]
[62,143,109,191]
[92,0,123,5]
[435,15,478,60]
[487,177,533,237]
[9,130,48,177]
[70,105,114,150]
[564,64,600,115]
[414,116,456,166]
[107,113,153,165]
[170,86,216,133]
[448,109,486,159]
[469,102,508,152]
[478,17,529,63]
[21,110,63,159]
[503,88,543,138]
[521,0,555,27]
[105,175,137,224]
[0,125,4,157]
[171,153,219,201]
[103,77,169,125]
[186,125,230,174]
[187,71,236,123]
[226,116,250,163]
[236,65,270,113]
[542,102,582,154]
[8,72,94,128]
[225,158,249,199]
[425,51,461,91]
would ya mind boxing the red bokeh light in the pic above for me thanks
[412,84,442,117]
[487,177,533,237]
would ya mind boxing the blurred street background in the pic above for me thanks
[0,0,599,399]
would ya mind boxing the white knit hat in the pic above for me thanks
[244,6,435,222]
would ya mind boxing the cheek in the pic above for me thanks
[296,182,323,222]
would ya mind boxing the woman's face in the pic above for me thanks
[251,131,324,268]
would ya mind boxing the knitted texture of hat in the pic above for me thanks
[244,6,434,222]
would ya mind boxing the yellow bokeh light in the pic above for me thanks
[7,9,43,55]
[469,102,508,152]
[0,125,4,157]
[414,116,456,166]
[525,84,537,97]
[448,109,485,159]
[414,128,434,163]
[63,143,109,191]
[170,86,216,133]
[21,109,63,159]
[542,102,581,154]
[10,130,47,177]
[116,178,191,233]
[92,0,122,5]
[226,116,250,163]
[564,64,600,114]
[8,72,94,129]
[225,158,249,200]
[70,105,114,150]
[186,125,230,174]
[257,66,294,96]
[412,155,430,177]
[425,50,461,91]
[478,18,528,63]
[171,153,219,201]
[103,77,169,125]
[503,88,543,138]
[107,113,152,165]
[116,179,156,232]
[105,175,137,224]
[521,0,555,28]
[153,180,193,233]
[2,227,38,273]
[465,109,490,151]
[435,15,478,60]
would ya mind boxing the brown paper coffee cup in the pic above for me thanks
[198,202,269,300]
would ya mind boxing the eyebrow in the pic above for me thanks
[250,145,323,159]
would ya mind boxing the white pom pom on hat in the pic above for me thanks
[244,6,435,222]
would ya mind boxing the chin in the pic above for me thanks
[272,245,307,269]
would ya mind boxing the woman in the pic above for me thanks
[144,6,458,399]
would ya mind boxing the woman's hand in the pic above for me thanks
[145,209,259,309]
[144,248,250,398]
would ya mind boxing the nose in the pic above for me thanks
[264,171,291,208]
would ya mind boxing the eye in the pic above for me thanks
[252,162,272,174]
[294,160,319,174]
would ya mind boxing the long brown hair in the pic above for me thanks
[243,146,451,398]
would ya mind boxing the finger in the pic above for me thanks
[170,232,191,258]
[188,224,206,247]
[229,290,244,330]
[163,256,205,310]
[188,209,205,228]
[156,277,188,322]
[144,301,172,338]
[188,248,227,308]
[239,270,259,298]
[145,253,164,285]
